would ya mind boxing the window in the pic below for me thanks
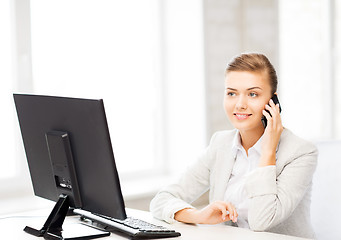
[30,0,161,175]
[279,0,340,140]
[335,0,341,137]
[0,0,206,205]
[0,0,16,179]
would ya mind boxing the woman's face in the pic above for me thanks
[224,71,272,132]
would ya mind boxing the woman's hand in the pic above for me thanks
[260,97,283,166]
[174,201,238,225]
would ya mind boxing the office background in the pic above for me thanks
[0,1,340,237]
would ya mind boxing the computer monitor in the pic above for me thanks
[13,94,127,238]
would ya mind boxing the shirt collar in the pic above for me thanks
[252,135,263,155]
[231,130,263,157]
[231,130,242,158]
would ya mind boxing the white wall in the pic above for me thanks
[203,0,278,141]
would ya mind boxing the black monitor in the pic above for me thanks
[13,93,127,239]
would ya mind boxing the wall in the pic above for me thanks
[203,0,278,141]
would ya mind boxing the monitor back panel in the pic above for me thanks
[14,94,126,219]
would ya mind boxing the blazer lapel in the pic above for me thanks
[210,147,236,202]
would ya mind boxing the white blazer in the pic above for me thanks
[150,128,318,239]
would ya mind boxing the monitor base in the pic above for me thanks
[24,195,109,239]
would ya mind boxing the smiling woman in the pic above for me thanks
[150,53,317,239]
[224,54,279,151]
[224,71,272,136]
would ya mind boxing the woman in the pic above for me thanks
[150,53,318,238]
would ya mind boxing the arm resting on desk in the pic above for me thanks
[174,202,238,225]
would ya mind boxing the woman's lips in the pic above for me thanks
[234,113,252,120]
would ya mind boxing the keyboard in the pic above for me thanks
[73,209,181,239]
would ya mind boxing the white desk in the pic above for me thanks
[0,208,311,240]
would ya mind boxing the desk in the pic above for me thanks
[0,208,310,240]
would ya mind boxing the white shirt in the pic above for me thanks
[223,131,263,228]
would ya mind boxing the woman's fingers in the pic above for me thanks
[221,207,228,221]
[217,202,230,221]
[264,99,281,130]
[226,202,238,223]
[262,109,273,128]
[211,201,237,222]
[199,201,238,224]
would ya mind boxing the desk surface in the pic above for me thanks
[0,208,310,240]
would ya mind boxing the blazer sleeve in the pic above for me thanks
[149,133,219,223]
[244,140,318,231]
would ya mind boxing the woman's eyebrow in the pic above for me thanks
[247,87,262,91]
[225,87,262,91]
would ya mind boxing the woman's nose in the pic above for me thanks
[236,96,247,110]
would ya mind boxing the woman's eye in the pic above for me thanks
[249,92,258,97]
[226,92,236,96]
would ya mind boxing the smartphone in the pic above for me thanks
[261,94,282,128]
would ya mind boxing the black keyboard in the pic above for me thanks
[73,209,181,239]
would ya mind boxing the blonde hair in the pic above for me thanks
[226,53,278,94]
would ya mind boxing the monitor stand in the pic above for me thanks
[23,131,110,239]
[24,194,110,240]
